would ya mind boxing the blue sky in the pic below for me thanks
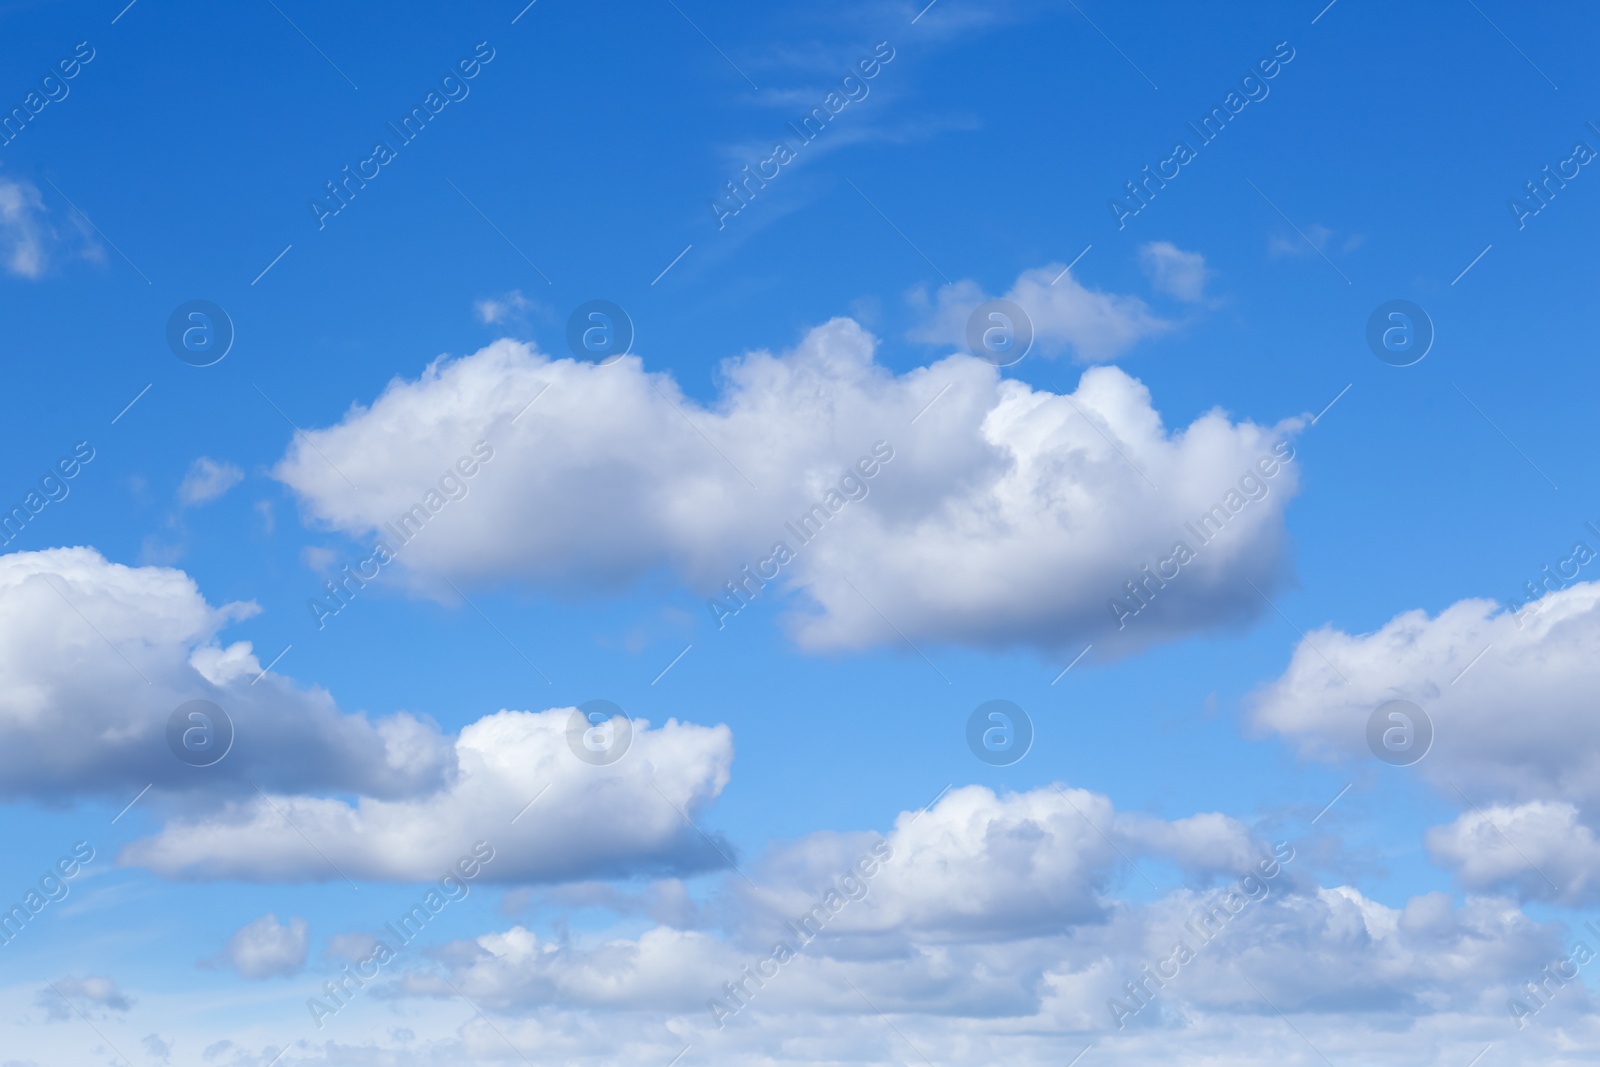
[3,0,1600,1064]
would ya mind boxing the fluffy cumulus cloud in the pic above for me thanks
[224,913,309,978]
[1427,801,1600,906]
[0,547,449,801]
[272,320,1303,655]
[0,783,1584,1066]
[120,708,733,883]
[1251,580,1600,902]
[1252,580,1600,806]
[729,785,1267,945]
[0,548,734,888]
[398,783,1271,1019]
[279,785,1567,1067]
[908,263,1172,361]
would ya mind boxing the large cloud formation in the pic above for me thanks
[256,785,1564,1067]
[0,547,448,800]
[120,708,733,883]
[274,317,1303,655]
[1252,580,1600,903]
[0,548,734,886]
[1,742,1582,1066]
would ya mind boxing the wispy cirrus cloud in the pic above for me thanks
[177,457,244,506]
[0,172,100,279]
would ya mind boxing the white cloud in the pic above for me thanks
[1427,800,1600,906]
[0,786,1584,1066]
[358,786,1564,1065]
[0,177,48,278]
[0,547,450,801]
[1251,580,1600,808]
[398,783,1283,1017]
[178,457,244,505]
[1138,241,1207,302]
[1251,580,1600,902]
[474,290,531,324]
[0,548,735,887]
[908,263,1171,361]
[271,321,1305,656]
[0,174,98,279]
[730,785,1267,945]
[36,975,133,1019]
[1269,223,1332,258]
[1268,225,1362,259]
[224,913,309,978]
[120,708,733,883]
